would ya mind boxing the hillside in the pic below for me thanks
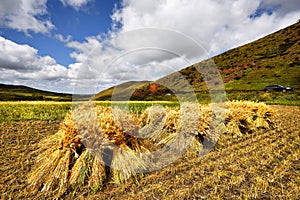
[94,81,151,100]
[0,83,72,101]
[96,22,300,104]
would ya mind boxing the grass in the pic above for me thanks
[137,90,300,106]
[226,90,300,106]
[0,101,180,122]
[0,83,72,101]
[0,101,72,122]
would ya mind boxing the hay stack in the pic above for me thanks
[224,101,276,137]
[28,101,275,197]
[28,103,156,196]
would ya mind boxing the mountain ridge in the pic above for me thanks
[0,83,72,101]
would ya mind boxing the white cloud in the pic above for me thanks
[65,28,205,94]
[0,0,54,34]
[60,0,93,10]
[112,0,300,55]
[55,34,72,43]
[0,0,94,34]
[0,36,67,83]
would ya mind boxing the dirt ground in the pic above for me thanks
[0,105,299,199]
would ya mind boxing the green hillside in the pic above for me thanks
[94,81,151,100]
[0,84,72,101]
[213,22,299,90]
[165,22,299,91]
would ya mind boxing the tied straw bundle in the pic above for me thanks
[28,101,275,197]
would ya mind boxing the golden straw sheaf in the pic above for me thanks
[27,101,276,197]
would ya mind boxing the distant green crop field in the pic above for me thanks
[0,101,180,122]
[0,96,297,123]
[0,102,72,122]
[229,90,300,106]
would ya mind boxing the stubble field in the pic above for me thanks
[0,102,299,199]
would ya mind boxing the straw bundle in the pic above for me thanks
[28,101,275,197]
[224,101,275,136]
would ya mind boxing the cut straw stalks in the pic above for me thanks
[28,101,276,197]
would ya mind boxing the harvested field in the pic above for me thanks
[0,121,60,199]
[0,105,299,199]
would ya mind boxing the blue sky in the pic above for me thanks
[0,0,299,94]
[0,0,119,67]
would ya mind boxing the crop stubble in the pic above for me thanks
[0,104,299,199]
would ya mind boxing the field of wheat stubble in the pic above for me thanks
[0,101,299,199]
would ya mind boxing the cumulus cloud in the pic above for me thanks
[111,0,300,55]
[0,0,54,34]
[0,0,93,35]
[55,34,72,43]
[66,28,204,94]
[60,0,93,10]
[0,36,67,84]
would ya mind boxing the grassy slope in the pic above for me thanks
[94,81,151,100]
[0,84,72,101]
[214,22,300,90]
[158,22,300,91]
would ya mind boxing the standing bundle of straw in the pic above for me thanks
[28,101,275,197]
